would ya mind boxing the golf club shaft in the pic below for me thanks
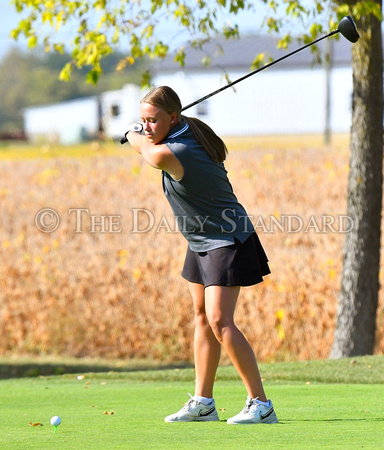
[181,29,339,112]
[120,27,341,144]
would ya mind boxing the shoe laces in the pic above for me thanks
[182,393,199,411]
[243,396,259,414]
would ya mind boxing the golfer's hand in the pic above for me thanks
[120,122,144,144]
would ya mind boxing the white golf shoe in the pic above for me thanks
[227,396,278,425]
[165,394,219,423]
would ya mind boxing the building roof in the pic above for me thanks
[154,33,353,74]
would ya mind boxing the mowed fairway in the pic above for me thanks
[0,357,383,449]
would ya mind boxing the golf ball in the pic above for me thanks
[50,416,61,426]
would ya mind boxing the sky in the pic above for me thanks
[0,0,26,58]
[0,0,342,62]
[0,0,276,60]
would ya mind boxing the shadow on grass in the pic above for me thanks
[283,418,384,423]
[0,360,194,379]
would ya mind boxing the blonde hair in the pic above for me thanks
[141,86,228,163]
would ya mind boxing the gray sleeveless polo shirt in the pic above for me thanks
[162,120,254,252]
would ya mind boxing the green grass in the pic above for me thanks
[1,354,383,383]
[0,141,125,160]
[0,356,383,449]
[0,133,351,160]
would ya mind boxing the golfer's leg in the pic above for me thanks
[189,281,221,398]
[204,285,267,401]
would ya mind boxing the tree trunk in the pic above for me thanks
[330,8,383,358]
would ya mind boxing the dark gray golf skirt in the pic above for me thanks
[181,232,271,288]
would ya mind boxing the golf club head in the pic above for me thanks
[337,15,359,43]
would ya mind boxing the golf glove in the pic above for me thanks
[119,122,144,144]
[126,121,144,135]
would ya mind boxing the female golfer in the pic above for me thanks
[126,86,277,425]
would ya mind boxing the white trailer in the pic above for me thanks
[100,84,143,140]
[23,84,143,145]
[24,96,100,145]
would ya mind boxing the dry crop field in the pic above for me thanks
[1,137,383,363]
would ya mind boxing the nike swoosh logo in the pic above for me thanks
[260,408,274,420]
[199,407,216,417]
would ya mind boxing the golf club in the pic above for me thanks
[120,15,359,144]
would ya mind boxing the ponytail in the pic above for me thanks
[182,115,228,164]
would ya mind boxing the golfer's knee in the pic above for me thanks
[208,317,232,342]
[194,310,209,328]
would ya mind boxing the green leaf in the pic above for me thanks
[116,56,135,71]
[112,29,119,44]
[18,18,32,35]
[150,0,163,14]
[174,47,185,67]
[351,1,383,21]
[13,0,24,13]
[229,0,245,14]
[141,70,152,89]
[142,25,154,39]
[315,1,323,14]
[153,42,168,58]
[78,19,87,33]
[224,72,233,87]
[336,5,350,20]
[277,35,292,50]
[223,23,239,39]
[266,17,280,33]
[59,62,73,82]
[268,1,278,13]
[56,10,65,31]
[53,43,64,54]
[201,55,211,67]
[86,68,99,85]
[251,53,265,70]
[28,35,37,48]
[42,10,53,25]
[9,28,20,40]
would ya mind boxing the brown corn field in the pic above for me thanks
[1,138,383,364]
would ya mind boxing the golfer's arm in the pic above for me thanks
[127,132,170,171]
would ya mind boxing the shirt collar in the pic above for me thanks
[165,119,189,140]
